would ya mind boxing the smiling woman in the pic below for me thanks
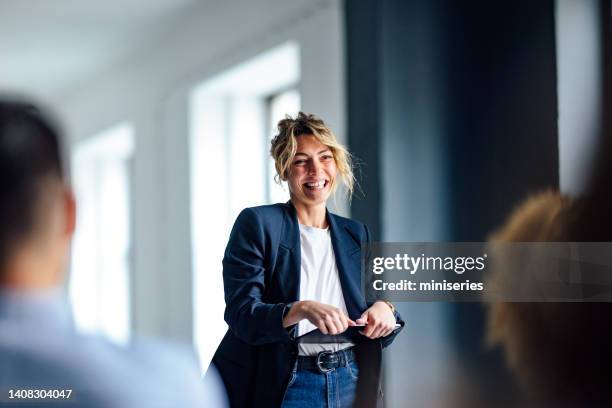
[271,113,354,209]
[210,112,404,408]
[289,138,336,201]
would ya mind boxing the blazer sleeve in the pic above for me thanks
[222,208,292,345]
[363,224,405,349]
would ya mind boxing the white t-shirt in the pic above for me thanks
[297,224,354,356]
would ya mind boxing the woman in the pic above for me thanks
[211,112,403,408]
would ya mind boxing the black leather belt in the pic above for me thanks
[297,348,355,373]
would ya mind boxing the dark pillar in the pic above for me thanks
[345,0,383,240]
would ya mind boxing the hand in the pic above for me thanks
[283,300,356,335]
[356,301,396,339]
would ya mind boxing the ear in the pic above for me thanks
[62,187,76,238]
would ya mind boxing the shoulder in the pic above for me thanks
[0,330,203,407]
[233,203,290,230]
[240,202,289,219]
[328,211,369,240]
[49,335,210,406]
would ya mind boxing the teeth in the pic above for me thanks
[305,181,325,189]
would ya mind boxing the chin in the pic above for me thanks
[291,194,329,208]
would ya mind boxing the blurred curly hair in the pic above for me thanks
[487,191,612,405]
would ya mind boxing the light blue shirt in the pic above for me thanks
[0,289,227,407]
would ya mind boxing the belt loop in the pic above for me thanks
[340,347,352,366]
[291,355,298,373]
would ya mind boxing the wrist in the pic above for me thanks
[376,300,395,314]
[294,300,309,319]
[283,301,305,327]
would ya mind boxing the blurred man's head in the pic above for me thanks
[0,100,75,289]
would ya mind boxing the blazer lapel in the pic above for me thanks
[327,212,368,319]
[277,202,300,301]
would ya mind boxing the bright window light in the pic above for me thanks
[190,42,300,372]
[69,123,133,345]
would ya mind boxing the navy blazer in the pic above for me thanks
[211,202,403,407]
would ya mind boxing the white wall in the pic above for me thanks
[54,0,346,344]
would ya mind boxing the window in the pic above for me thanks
[69,123,133,345]
[190,42,300,371]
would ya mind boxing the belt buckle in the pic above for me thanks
[316,350,336,373]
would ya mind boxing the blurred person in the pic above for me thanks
[0,99,227,408]
[485,38,612,403]
[487,189,612,407]
[210,112,404,408]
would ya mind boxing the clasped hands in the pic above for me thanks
[282,300,396,339]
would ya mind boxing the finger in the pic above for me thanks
[372,325,387,339]
[336,313,348,333]
[326,315,340,335]
[318,320,329,335]
[367,323,381,339]
[374,322,389,338]
[365,316,380,336]
[342,313,354,331]
[329,316,340,335]
[355,318,367,325]
[333,309,346,332]
[338,314,349,333]
[347,319,357,326]
[363,322,376,338]
[334,313,346,334]
[378,326,391,338]
[378,324,391,337]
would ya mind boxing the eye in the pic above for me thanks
[293,159,307,165]
[321,154,333,161]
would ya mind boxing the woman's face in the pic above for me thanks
[286,134,337,209]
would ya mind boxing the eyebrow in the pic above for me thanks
[294,149,331,157]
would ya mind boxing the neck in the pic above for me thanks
[291,200,328,228]
[1,246,61,290]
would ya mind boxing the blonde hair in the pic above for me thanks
[270,112,355,199]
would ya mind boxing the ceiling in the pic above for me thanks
[0,0,206,99]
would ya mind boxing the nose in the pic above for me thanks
[308,159,322,175]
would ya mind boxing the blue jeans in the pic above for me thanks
[281,353,359,408]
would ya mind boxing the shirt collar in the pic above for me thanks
[0,287,74,329]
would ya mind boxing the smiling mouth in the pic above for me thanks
[303,180,329,191]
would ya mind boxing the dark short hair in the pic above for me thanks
[0,100,64,269]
